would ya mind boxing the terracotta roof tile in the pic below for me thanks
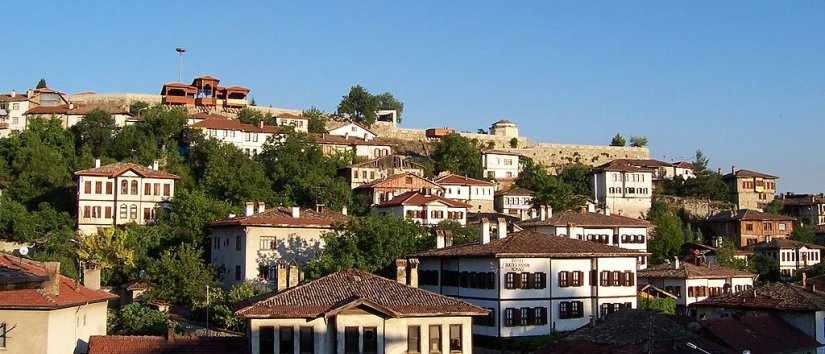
[723,169,778,179]
[638,262,754,280]
[593,159,656,173]
[354,172,442,190]
[744,238,825,251]
[312,134,392,147]
[495,186,534,196]
[87,335,248,354]
[375,191,470,209]
[0,255,117,310]
[210,207,347,228]
[413,230,648,258]
[236,269,487,319]
[701,314,820,354]
[25,104,131,116]
[779,194,825,206]
[349,155,425,170]
[0,94,29,103]
[706,209,795,222]
[75,162,180,179]
[519,210,652,228]
[691,283,825,311]
[433,173,495,186]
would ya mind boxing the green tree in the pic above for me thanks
[763,200,783,214]
[154,189,236,247]
[146,244,216,307]
[188,137,272,205]
[715,238,751,271]
[558,164,592,197]
[752,254,780,282]
[436,220,477,246]
[337,85,378,125]
[237,107,272,126]
[109,125,159,164]
[140,105,187,149]
[638,297,676,315]
[76,228,136,284]
[72,109,117,157]
[303,107,328,133]
[304,215,431,279]
[431,134,483,179]
[648,212,685,265]
[128,101,150,116]
[509,137,519,148]
[629,136,648,147]
[610,134,626,146]
[112,303,168,335]
[36,78,47,89]
[692,150,709,173]
[517,159,585,212]
[791,223,816,244]
[374,92,404,123]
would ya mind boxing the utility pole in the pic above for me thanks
[175,48,187,82]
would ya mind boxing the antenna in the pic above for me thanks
[175,48,187,82]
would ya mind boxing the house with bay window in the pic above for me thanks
[74,160,179,235]
[235,268,486,354]
[409,225,647,338]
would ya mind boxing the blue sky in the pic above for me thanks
[4,1,824,192]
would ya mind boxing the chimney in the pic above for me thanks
[259,121,264,128]
[731,165,736,174]
[82,263,101,291]
[256,202,266,214]
[545,205,553,219]
[673,257,680,270]
[276,263,288,291]
[245,202,255,216]
[540,206,548,221]
[10,90,15,97]
[480,218,491,244]
[291,206,301,218]
[408,258,420,288]
[803,272,808,288]
[42,262,61,296]
[496,217,508,239]
[94,158,101,168]
[395,259,408,285]
[529,208,537,220]
[288,265,300,288]
[341,206,348,216]
[152,160,160,171]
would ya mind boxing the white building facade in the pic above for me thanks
[74,160,178,235]
[193,118,281,156]
[482,151,521,180]
[747,239,824,279]
[373,191,468,226]
[591,160,654,218]
[434,174,496,213]
[326,121,377,141]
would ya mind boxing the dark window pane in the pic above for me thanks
[449,324,462,351]
[280,327,294,354]
[299,327,314,354]
[260,326,275,354]
[408,326,421,353]
[345,327,359,354]
[363,327,378,354]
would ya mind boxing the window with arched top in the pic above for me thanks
[130,180,138,195]
[129,204,138,219]
[121,180,128,194]
[119,204,127,219]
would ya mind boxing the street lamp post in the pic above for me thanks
[175,48,187,82]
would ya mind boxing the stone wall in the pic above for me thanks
[654,195,734,219]
[66,93,302,115]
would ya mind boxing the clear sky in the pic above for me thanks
[4,1,824,192]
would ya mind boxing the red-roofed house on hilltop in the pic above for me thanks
[410,224,647,338]
[590,159,654,218]
[434,173,497,212]
[160,75,250,112]
[354,172,444,205]
[704,209,796,248]
[208,203,348,288]
[191,116,282,157]
[0,254,116,354]
[74,160,180,235]
[341,155,426,189]
[235,268,486,354]
[722,168,778,210]
[373,191,470,226]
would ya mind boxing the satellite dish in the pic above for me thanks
[18,246,28,256]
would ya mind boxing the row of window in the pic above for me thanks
[212,235,243,251]
[504,272,547,289]
[207,128,263,142]
[265,324,463,354]
[430,271,497,289]
[259,326,314,354]
[404,210,464,220]
[741,180,775,190]
[568,234,645,245]
[502,196,532,206]
[423,270,634,289]
[608,187,650,195]
[81,204,157,221]
[503,307,548,326]
[406,324,463,354]
[84,180,172,197]
[612,173,647,182]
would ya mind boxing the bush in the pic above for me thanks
[112,303,168,335]
[639,297,676,315]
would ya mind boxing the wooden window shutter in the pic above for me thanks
[605,271,613,287]
[688,287,694,297]
[514,273,522,289]
[526,273,535,289]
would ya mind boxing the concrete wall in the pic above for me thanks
[0,301,108,354]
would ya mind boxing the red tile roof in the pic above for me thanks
[723,169,778,179]
[0,94,29,103]
[189,112,231,121]
[639,262,754,280]
[192,118,279,134]
[74,162,180,179]
[354,172,442,190]
[701,314,820,354]
[349,154,425,170]
[87,335,248,354]
[779,194,825,206]
[276,112,307,120]
[707,209,795,222]
[413,230,648,258]
[593,159,656,173]
[326,120,377,136]
[495,186,534,196]
[25,104,131,116]
[210,207,348,228]
[0,255,116,310]
[236,269,487,319]
[691,283,825,311]
[744,238,825,251]
[519,210,652,228]
[375,191,470,209]
[433,173,495,186]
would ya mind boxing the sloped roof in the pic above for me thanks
[706,209,795,222]
[0,254,116,310]
[312,134,392,147]
[276,112,307,120]
[692,283,825,311]
[87,335,248,354]
[354,172,442,190]
[210,207,348,228]
[593,159,656,173]
[433,173,495,186]
[349,154,425,170]
[496,186,534,196]
[413,230,648,258]
[189,112,231,121]
[326,120,377,136]
[744,238,825,251]
[236,269,487,319]
[779,194,825,206]
[519,210,652,228]
[638,262,754,280]
[24,104,131,116]
[0,94,29,103]
[192,118,279,134]
[723,169,778,179]
[375,191,470,209]
[74,162,180,179]
[701,314,820,354]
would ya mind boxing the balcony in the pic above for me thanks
[162,96,194,105]
[195,97,217,106]
[224,98,248,108]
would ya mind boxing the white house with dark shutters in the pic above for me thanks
[408,219,647,338]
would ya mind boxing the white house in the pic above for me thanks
[373,191,469,226]
[638,259,754,315]
[208,203,348,288]
[74,160,179,235]
[341,155,425,189]
[519,209,653,268]
[411,225,647,338]
[24,103,134,129]
[482,151,521,180]
[0,92,31,134]
[274,112,309,133]
[192,117,281,157]
[590,159,654,219]
[354,173,444,205]
[235,268,486,354]
[433,173,496,213]
[313,134,393,160]
[495,187,536,220]
[326,120,377,141]
[746,238,824,279]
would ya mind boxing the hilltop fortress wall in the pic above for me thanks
[67,93,302,115]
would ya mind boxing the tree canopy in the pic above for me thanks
[629,136,648,147]
[431,134,483,179]
[337,85,379,125]
[610,134,626,146]
[36,78,47,89]
[516,159,587,212]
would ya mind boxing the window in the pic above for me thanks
[535,307,548,325]
[129,204,138,219]
[344,327,359,354]
[236,235,242,251]
[260,237,276,250]
[280,327,294,354]
[363,327,378,354]
[299,327,314,354]
[623,271,634,286]
[143,208,152,221]
[534,272,546,289]
[520,307,530,325]
[130,180,138,195]
[154,183,160,195]
[746,223,753,231]
[505,272,515,289]
[571,271,583,287]
[449,324,462,352]
[429,325,441,353]
[571,301,584,318]
[504,308,515,326]
[408,326,421,353]
[84,181,92,193]
[106,181,113,194]
[260,326,275,354]
[518,272,529,289]
[779,223,786,231]
[84,206,91,218]
[120,204,127,219]
[163,183,171,196]
[120,180,128,194]
[611,271,621,286]
[144,183,151,195]
[235,265,241,281]
[600,271,609,286]
[559,302,570,319]
[105,206,112,219]
[600,303,609,317]
[559,271,569,287]
[95,181,102,194]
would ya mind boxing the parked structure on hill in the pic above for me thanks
[74,160,179,235]
[590,159,654,218]
[704,209,795,248]
[722,168,778,210]
[160,75,250,113]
